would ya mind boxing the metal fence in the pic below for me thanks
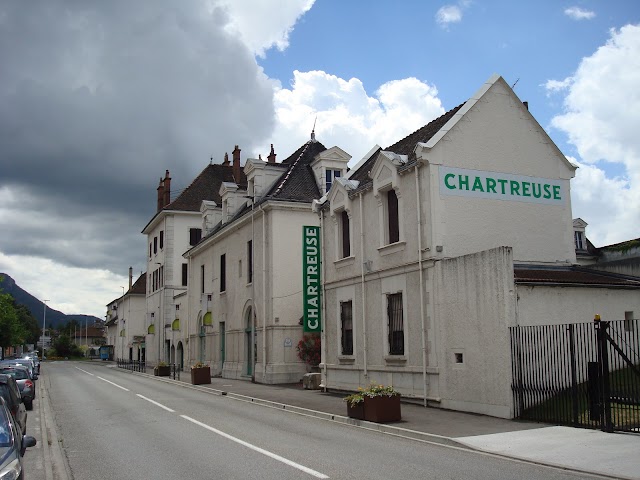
[510,318,639,432]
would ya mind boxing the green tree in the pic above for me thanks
[0,293,20,359]
[15,304,40,345]
[52,334,83,358]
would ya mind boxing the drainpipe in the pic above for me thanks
[359,192,368,377]
[187,254,192,369]
[260,203,267,381]
[415,162,428,407]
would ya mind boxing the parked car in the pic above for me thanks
[0,360,37,382]
[0,366,34,410]
[0,396,37,479]
[0,374,27,435]
[22,354,40,375]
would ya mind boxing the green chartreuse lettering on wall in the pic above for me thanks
[440,166,565,205]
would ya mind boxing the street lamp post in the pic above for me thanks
[42,300,50,356]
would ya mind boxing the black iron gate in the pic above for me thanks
[510,317,639,432]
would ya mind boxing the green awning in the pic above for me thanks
[147,324,155,334]
[172,319,180,331]
[203,312,212,326]
[119,329,126,337]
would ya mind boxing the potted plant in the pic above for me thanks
[190,362,211,385]
[344,383,401,423]
[154,361,170,377]
[296,333,321,372]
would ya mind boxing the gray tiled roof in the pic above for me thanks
[348,103,465,190]
[165,163,245,212]
[514,266,640,287]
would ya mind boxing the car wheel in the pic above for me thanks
[26,400,33,411]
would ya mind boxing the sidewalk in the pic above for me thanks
[112,363,640,479]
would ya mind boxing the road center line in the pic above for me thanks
[96,376,129,391]
[136,394,175,412]
[75,367,94,376]
[181,415,329,479]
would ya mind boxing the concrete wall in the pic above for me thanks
[516,285,640,325]
[434,247,516,418]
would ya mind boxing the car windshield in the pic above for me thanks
[0,409,11,447]
[0,369,28,380]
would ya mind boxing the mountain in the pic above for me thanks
[0,273,103,329]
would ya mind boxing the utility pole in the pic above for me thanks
[42,300,50,356]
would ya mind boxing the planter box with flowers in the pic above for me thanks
[154,362,170,377]
[344,384,401,423]
[190,362,211,385]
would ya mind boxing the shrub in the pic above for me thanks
[296,333,321,366]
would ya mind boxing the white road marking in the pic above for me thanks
[181,415,329,479]
[74,367,94,376]
[136,394,175,412]
[96,376,129,391]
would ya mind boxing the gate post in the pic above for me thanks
[595,315,613,432]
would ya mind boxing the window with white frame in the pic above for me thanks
[340,300,353,355]
[339,210,351,258]
[574,230,586,250]
[387,292,404,355]
[385,189,400,244]
[325,168,341,193]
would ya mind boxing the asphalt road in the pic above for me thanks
[36,361,609,480]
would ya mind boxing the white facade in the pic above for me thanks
[319,75,640,418]
[183,139,351,383]
[105,272,146,361]
[144,212,198,367]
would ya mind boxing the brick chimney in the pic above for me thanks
[156,177,164,212]
[267,144,276,164]
[222,152,230,165]
[163,170,171,207]
[232,145,241,183]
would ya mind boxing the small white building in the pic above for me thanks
[141,159,245,367]
[317,74,640,418]
[105,269,146,361]
[183,136,351,383]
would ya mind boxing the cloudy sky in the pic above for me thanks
[0,0,638,318]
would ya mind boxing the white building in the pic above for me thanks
[105,269,146,361]
[317,74,640,418]
[183,136,351,383]
[142,153,246,367]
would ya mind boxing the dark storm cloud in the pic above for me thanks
[0,1,276,275]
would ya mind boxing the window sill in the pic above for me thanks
[334,256,355,268]
[384,355,407,365]
[338,355,355,364]
[220,291,226,296]
[378,241,406,256]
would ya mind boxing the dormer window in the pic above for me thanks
[326,169,341,193]
[574,230,586,250]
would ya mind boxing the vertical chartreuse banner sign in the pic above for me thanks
[303,226,321,333]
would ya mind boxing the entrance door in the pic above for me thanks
[220,322,226,364]
[245,307,253,376]
[199,325,206,363]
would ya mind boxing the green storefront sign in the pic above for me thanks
[302,226,321,333]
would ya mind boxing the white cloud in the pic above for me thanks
[548,25,640,245]
[436,5,463,27]
[543,77,573,94]
[0,253,127,317]
[564,6,596,20]
[266,71,445,165]
[216,0,315,57]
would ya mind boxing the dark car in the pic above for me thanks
[0,360,36,382]
[0,396,36,479]
[0,374,27,436]
[0,366,34,411]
